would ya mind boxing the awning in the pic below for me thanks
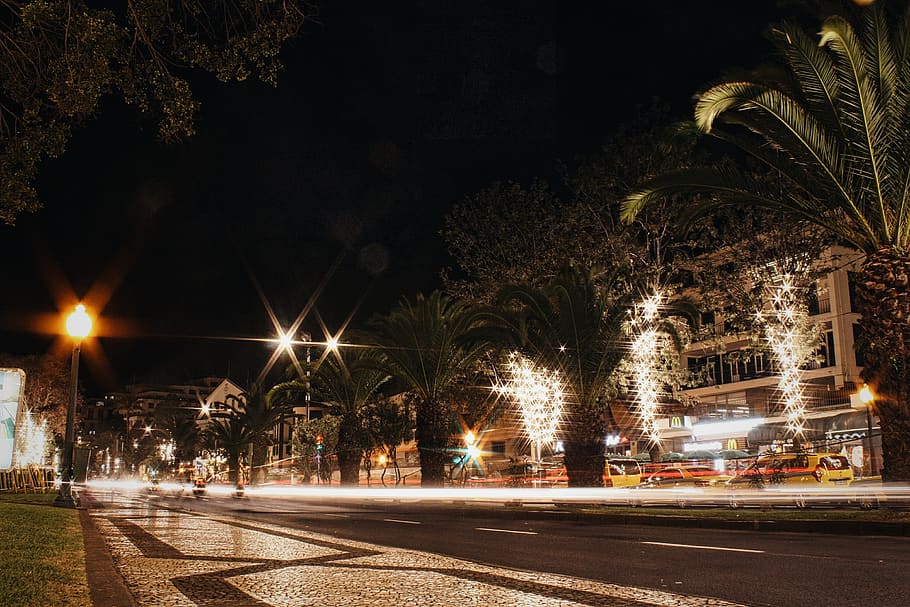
[747,409,863,444]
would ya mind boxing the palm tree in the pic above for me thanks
[490,265,633,487]
[202,416,252,484]
[622,3,910,481]
[369,291,490,486]
[206,383,293,484]
[310,347,391,485]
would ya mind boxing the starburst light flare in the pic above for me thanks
[629,293,664,445]
[496,354,564,461]
[762,274,809,438]
[15,410,49,466]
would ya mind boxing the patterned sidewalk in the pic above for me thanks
[87,493,746,607]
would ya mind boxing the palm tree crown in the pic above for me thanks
[622,3,910,254]
[622,2,910,482]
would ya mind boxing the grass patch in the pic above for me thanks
[0,498,91,607]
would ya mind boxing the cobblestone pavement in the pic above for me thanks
[88,493,745,607]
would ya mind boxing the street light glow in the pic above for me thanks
[65,304,92,339]
[859,384,874,405]
[325,336,339,352]
[278,331,293,349]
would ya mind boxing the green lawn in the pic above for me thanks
[0,493,91,607]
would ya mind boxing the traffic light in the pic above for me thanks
[315,434,324,454]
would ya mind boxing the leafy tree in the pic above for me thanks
[361,395,413,485]
[309,347,390,485]
[291,414,339,484]
[623,2,910,481]
[489,265,633,486]
[368,291,490,486]
[442,180,610,302]
[0,0,310,224]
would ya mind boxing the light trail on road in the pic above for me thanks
[642,541,766,554]
[83,478,910,510]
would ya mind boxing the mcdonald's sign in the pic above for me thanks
[670,416,683,428]
[726,438,738,450]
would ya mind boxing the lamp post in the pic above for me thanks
[859,384,877,477]
[55,304,92,508]
[463,431,479,485]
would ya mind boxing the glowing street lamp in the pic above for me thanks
[55,304,92,508]
[859,384,878,476]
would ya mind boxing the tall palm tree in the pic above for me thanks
[206,383,293,484]
[490,265,633,487]
[233,384,295,485]
[622,2,910,481]
[369,291,490,486]
[310,347,391,485]
[202,416,252,484]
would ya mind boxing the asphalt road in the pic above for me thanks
[138,492,907,607]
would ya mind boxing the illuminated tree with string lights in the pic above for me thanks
[491,265,632,487]
[495,354,564,462]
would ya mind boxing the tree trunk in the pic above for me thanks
[416,398,450,487]
[855,247,910,482]
[251,443,269,485]
[563,403,607,487]
[337,449,362,485]
[227,451,240,483]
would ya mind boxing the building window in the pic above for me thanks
[847,271,859,314]
[853,323,865,366]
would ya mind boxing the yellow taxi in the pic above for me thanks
[726,452,853,488]
[725,452,854,509]
[603,458,643,487]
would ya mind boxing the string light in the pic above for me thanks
[763,274,809,438]
[15,410,49,466]
[628,293,664,445]
[496,354,564,459]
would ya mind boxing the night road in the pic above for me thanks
[85,487,907,607]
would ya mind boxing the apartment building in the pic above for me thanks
[656,246,880,473]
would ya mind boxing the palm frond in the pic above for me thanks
[820,14,890,237]
[622,167,878,250]
[770,22,844,139]
[696,82,855,209]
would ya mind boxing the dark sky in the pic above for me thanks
[0,0,788,392]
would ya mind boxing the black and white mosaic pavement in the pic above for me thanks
[89,496,745,607]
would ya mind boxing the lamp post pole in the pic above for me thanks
[859,384,877,477]
[55,304,92,508]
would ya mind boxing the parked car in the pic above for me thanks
[726,452,853,488]
[725,451,854,509]
[604,458,643,488]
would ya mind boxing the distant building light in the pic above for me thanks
[691,417,765,440]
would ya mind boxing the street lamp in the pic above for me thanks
[859,384,877,477]
[462,431,479,485]
[55,304,92,508]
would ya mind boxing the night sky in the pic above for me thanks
[0,1,788,392]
